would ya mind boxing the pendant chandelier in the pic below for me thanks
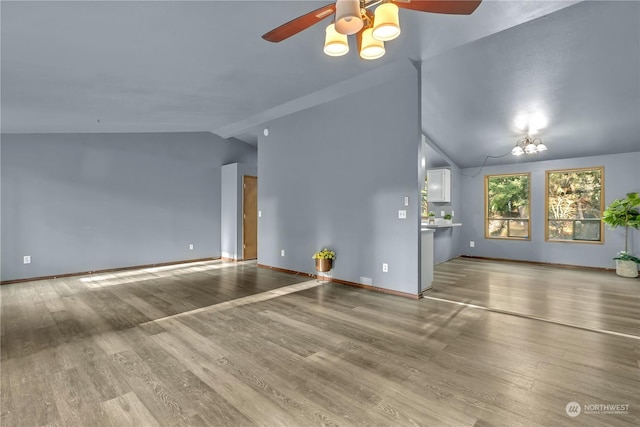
[511,135,548,156]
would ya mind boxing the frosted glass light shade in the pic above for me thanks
[524,143,537,154]
[373,3,400,41]
[323,23,349,56]
[511,146,524,156]
[536,142,547,152]
[359,28,385,60]
[335,0,363,35]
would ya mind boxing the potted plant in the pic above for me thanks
[427,211,436,224]
[313,248,336,272]
[601,192,640,278]
[443,213,453,225]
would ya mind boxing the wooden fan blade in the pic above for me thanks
[393,0,482,15]
[262,3,336,43]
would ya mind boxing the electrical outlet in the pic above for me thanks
[441,211,445,217]
[281,250,285,257]
[382,263,388,272]
[398,210,407,219]
[23,255,31,264]
[189,244,194,250]
[470,241,475,248]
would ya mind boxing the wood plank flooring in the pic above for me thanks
[1,258,638,426]
[429,257,640,337]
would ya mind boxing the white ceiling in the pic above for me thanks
[2,1,638,167]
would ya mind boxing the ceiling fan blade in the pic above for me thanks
[393,0,482,15]
[262,3,336,43]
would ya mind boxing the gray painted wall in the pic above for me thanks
[221,164,239,260]
[221,162,258,260]
[1,132,256,281]
[258,61,422,295]
[460,151,640,268]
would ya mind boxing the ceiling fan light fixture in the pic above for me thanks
[335,0,364,35]
[358,27,385,60]
[323,23,349,56]
[372,3,401,41]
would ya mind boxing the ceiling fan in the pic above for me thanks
[262,0,482,60]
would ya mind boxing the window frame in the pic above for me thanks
[544,166,605,244]
[484,172,532,241]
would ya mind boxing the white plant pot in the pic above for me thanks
[616,259,639,278]
[434,218,452,225]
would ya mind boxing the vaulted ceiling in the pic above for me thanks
[2,1,638,167]
[421,1,640,168]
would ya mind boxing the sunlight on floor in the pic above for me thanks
[145,279,322,324]
[80,259,250,288]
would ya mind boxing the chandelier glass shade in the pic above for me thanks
[358,27,385,60]
[323,23,349,56]
[372,3,400,41]
[512,135,548,156]
[335,0,363,35]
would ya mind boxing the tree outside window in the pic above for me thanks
[545,167,604,242]
[421,183,429,218]
[485,173,531,239]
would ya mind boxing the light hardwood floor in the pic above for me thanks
[429,258,640,337]
[1,258,638,426]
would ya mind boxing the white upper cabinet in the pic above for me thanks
[427,169,451,203]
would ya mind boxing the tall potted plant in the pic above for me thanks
[601,192,640,278]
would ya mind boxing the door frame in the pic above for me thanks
[242,175,258,260]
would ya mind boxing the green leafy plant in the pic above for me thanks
[428,211,435,217]
[614,251,640,263]
[443,214,452,220]
[601,192,640,256]
[312,248,336,260]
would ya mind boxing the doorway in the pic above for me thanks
[242,175,258,260]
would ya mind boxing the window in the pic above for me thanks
[545,167,604,243]
[421,182,429,218]
[485,173,531,240]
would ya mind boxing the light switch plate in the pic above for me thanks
[258,210,262,217]
[404,196,409,206]
[23,255,31,264]
[441,211,445,217]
